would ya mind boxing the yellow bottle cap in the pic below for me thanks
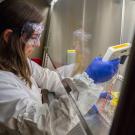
[67,50,76,53]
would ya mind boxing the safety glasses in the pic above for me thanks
[21,22,44,47]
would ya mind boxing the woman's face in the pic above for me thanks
[25,44,35,57]
[22,22,44,57]
[24,32,41,57]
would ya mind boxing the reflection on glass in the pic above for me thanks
[43,0,135,134]
[57,29,92,78]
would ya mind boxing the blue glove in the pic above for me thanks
[91,104,99,113]
[85,57,120,83]
[99,91,112,100]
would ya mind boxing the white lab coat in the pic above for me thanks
[57,64,75,78]
[0,59,102,135]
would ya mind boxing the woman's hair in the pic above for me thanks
[0,0,43,87]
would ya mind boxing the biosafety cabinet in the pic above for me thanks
[26,0,135,134]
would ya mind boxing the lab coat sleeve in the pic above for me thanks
[29,60,66,96]
[71,72,103,114]
[0,79,74,135]
[30,60,101,115]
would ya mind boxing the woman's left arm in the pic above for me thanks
[29,59,66,96]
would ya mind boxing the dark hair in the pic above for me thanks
[0,0,43,87]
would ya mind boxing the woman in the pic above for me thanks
[0,0,119,135]
[0,1,73,134]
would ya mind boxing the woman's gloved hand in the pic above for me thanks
[91,91,112,113]
[85,57,120,83]
[99,91,112,100]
